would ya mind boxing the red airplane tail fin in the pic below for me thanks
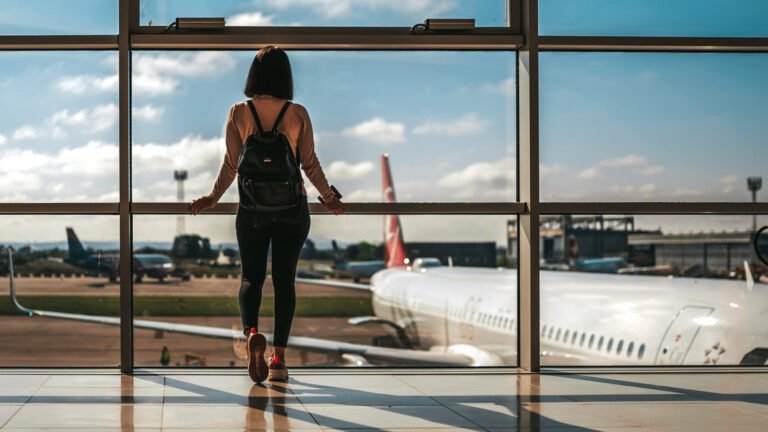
[382,154,407,268]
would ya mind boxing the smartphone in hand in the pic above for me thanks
[318,185,343,204]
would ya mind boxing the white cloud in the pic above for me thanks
[718,175,738,194]
[326,160,374,180]
[541,164,562,178]
[484,77,515,97]
[578,167,603,180]
[638,165,664,176]
[14,104,121,141]
[0,140,118,201]
[438,158,515,199]
[133,104,165,122]
[673,188,704,197]
[346,188,381,201]
[341,118,405,144]
[133,134,224,173]
[640,183,656,198]
[13,125,41,141]
[258,0,458,19]
[599,154,647,168]
[413,113,489,136]
[50,104,118,134]
[58,52,237,97]
[579,154,650,180]
[0,134,5,146]
[228,12,276,26]
[57,74,118,94]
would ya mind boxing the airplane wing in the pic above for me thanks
[7,251,470,366]
[295,277,372,292]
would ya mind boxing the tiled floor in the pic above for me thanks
[0,370,767,431]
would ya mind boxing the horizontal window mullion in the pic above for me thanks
[0,36,118,50]
[539,202,768,215]
[539,36,768,53]
[131,202,526,215]
[0,203,119,214]
[130,29,522,50]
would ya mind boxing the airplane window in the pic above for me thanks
[597,336,604,351]
[571,331,578,344]
[607,338,614,353]
[589,334,595,349]
[580,333,586,347]
[555,328,562,341]
[627,342,635,357]
[564,330,570,342]
[638,344,646,360]
[542,325,548,335]
[617,340,624,355]
[503,317,509,329]
[548,327,554,339]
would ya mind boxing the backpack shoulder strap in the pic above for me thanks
[245,100,264,133]
[271,101,292,132]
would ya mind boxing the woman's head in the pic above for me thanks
[244,46,294,100]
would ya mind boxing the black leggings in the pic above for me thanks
[236,198,310,347]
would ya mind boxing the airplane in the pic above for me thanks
[65,227,184,283]
[329,240,385,282]
[6,155,768,366]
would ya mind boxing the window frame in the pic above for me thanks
[1,0,768,373]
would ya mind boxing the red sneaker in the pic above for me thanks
[268,355,289,382]
[245,329,268,383]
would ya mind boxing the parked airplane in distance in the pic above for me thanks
[6,156,768,367]
[329,240,385,282]
[66,227,185,283]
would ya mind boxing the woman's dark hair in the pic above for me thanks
[244,46,294,100]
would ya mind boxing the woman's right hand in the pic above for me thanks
[322,194,345,215]
[190,195,215,215]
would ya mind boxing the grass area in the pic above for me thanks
[0,296,373,317]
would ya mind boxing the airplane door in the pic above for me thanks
[656,306,714,365]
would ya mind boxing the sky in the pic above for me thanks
[1,1,767,246]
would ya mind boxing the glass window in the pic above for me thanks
[540,0,768,37]
[140,0,508,27]
[0,52,119,203]
[133,214,516,367]
[589,334,595,349]
[0,1,117,35]
[540,52,768,202]
[571,331,578,344]
[132,51,516,204]
[0,216,119,366]
[580,333,586,347]
[540,214,768,366]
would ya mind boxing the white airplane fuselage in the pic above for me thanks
[370,266,768,366]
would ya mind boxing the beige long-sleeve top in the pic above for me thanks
[208,96,333,204]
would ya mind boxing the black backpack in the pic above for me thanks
[237,100,303,212]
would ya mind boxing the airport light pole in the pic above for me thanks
[174,170,188,235]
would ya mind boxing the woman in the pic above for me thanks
[189,46,344,383]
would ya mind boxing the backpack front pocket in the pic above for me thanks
[244,178,297,208]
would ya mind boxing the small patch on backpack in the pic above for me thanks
[263,158,272,163]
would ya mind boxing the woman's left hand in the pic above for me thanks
[190,195,215,215]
